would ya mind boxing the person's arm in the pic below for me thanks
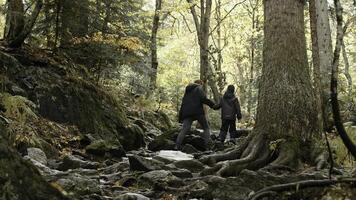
[198,86,215,108]
[235,97,242,120]
[213,98,222,110]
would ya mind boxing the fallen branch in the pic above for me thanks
[248,178,356,200]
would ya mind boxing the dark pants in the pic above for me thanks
[218,119,238,142]
[176,115,211,150]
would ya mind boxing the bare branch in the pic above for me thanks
[209,0,247,35]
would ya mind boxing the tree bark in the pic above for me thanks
[150,0,162,89]
[256,0,317,147]
[341,41,352,95]
[60,0,89,47]
[330,0,356,159]
[187,0,220,102]
[8,0,43,48]
[214,0,225,94]
[309,0,333,131]
[4,0,24,44]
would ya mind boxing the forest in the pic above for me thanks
[0,0,355,199]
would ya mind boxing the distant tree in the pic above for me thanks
[59,0,89,47]
[187,0,220,102]
[150,0,162,89]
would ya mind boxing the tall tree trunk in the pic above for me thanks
[341,41,352,95]
[150,0,162,89]
[215,0,225,94]
[4,0,24,43]
[44,0,53,48]
[102,1,112,36]
[5,0,43,48]
[187,0,220,102]
[200,0,212,93]
[8,0,43,48]
[60,0,89,47]
[54,0,60,49]
[331,0,356,158]
[247,2,258,119]
[309,0,333,131]
[255,0,317,164]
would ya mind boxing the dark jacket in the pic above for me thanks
[178,83,215,122]
[215,91,242,120]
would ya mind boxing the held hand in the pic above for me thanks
[212,104,220,110]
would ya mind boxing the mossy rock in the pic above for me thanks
[0,117,68,200]
[86,139,126,158]
[0,93,38,123]
[1,51,145,151]
[148,127,179,151]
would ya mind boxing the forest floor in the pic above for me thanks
[0,47,355,200]
[23,128,356,200]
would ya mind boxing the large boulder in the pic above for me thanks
[0,51,144,151]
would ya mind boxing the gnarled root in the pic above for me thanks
[269,140,300,168]
[218,136,270,177]
[200,134,270,177]
[199,134,253,166]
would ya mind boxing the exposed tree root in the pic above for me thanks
[199,134,253,166]
[200,134,270,177]
[218,138,270,177]
[269,141,300,168]
[248,177,356,200]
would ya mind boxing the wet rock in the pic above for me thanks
[58,155,100,171]
[182,180,210,199]
[148,138,176,151]
[102,160,130,174]
[86,139,126,158]
[139,170,182,187]
[147,128,179,151]
[173,159,205,173]
[24,156,68,179]
[56,173,102,197]
[183,135,206,151]
[118,124,146,151]
[115,192,150,200]
[182,144,199,154]
[117,176,138,188]
[26,147,48,165]
[128,155,164,172]
[155,150,194,163]
[170,169,193,178]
